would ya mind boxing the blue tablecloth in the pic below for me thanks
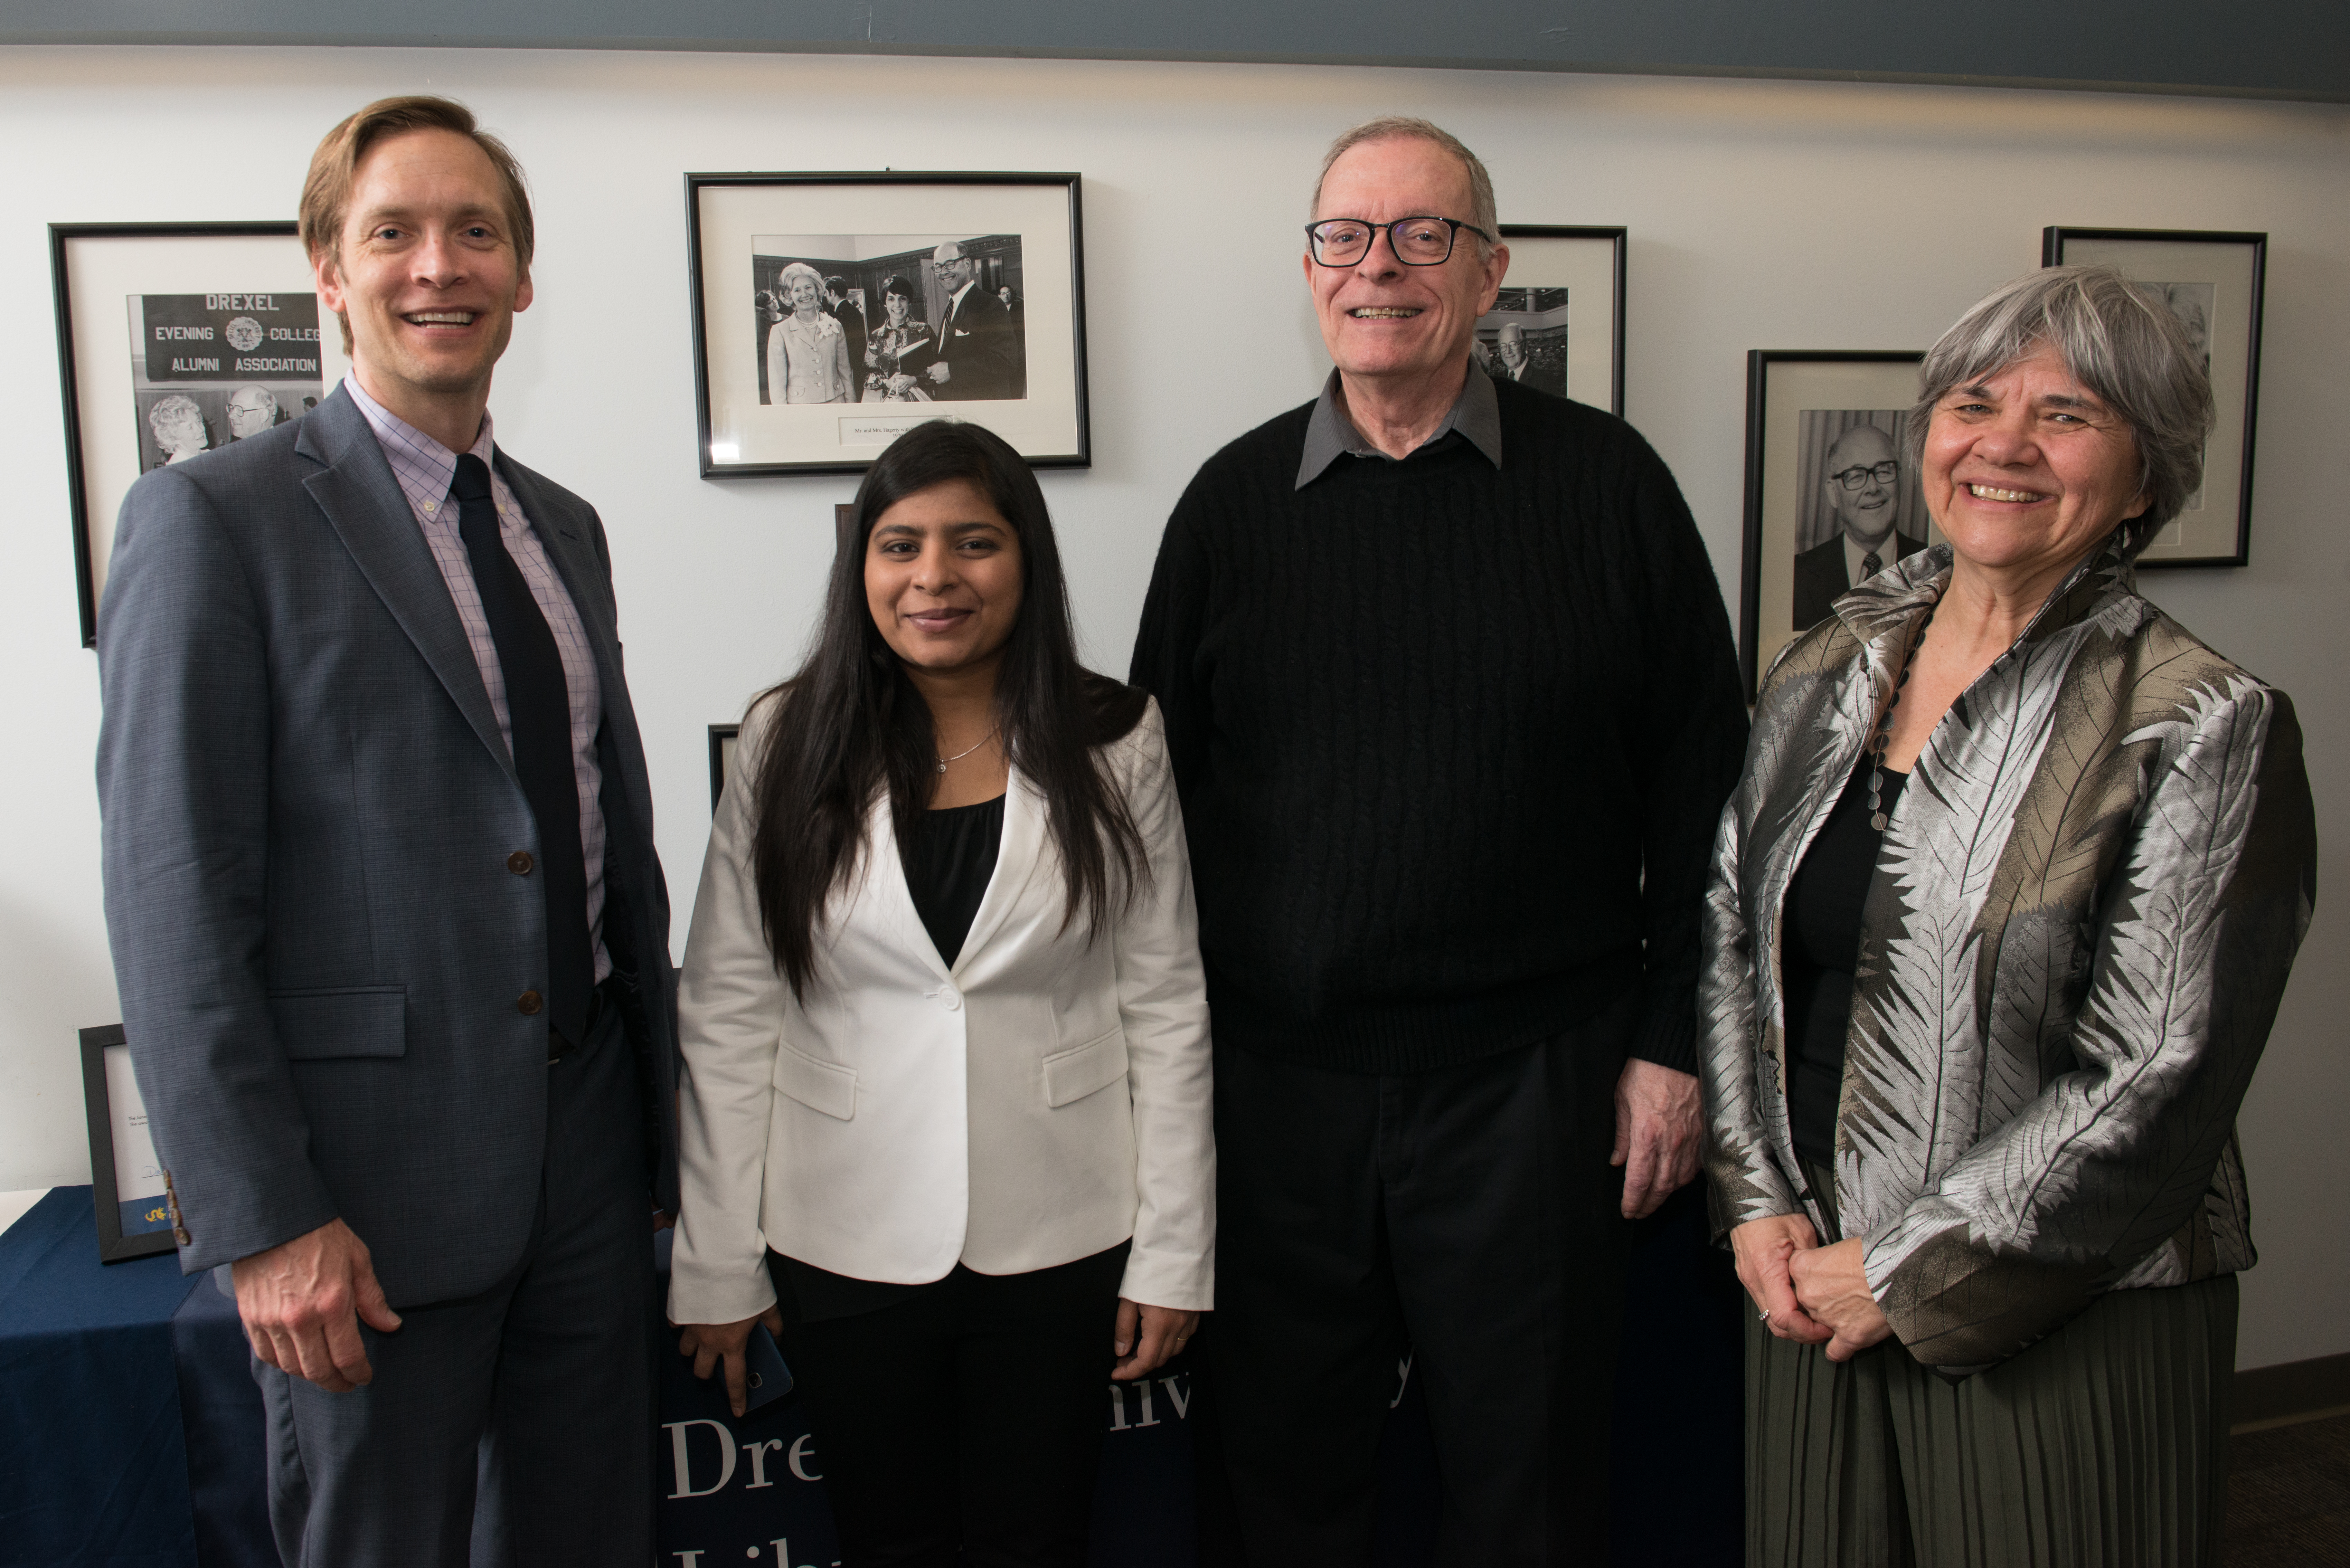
[0,1187,207,1567]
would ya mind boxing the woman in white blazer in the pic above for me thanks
[669,419,1214,1567]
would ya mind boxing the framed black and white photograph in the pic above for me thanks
[709,724,740,811]
[686,173,1088,476]
[78,1024,176,1263]
[1739,351,1933,695]
[1475,226,1625,414]
[2042,227,2265,567]
[50,222,345,647]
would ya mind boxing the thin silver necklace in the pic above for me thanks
[935,726,998,775]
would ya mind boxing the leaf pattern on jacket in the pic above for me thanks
[1699,533,2317,1375]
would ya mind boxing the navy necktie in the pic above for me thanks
[451,453,592,1045]
[1861,550,1883,579]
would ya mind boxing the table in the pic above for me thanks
[0,1186,270,1568]
[1,1185,1740,1566]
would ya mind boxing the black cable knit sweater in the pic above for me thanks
[1129,380,1748,1075]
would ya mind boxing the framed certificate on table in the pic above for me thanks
[78,1024,177,1263]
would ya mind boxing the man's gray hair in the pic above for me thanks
[1312,116,1499,254]
[1908,264,2214,556]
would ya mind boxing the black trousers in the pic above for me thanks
[255,995,653,1568]
[774,1243,1130,1568]
[1198,995,1635,1567]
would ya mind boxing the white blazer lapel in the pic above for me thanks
[953,766,1046,975]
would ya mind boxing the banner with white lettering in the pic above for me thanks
[126,292,325,472]
[653,1322,1202,1567]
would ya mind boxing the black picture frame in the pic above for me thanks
[685,172,1089,476]
[51,220,323,647]
[1739,350,1930,697]
[709,724,740,811]
[2042,226,2266,568]
[1488,225,1627,414]
[77,1024,177,1263]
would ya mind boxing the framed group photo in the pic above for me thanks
[1478,225,1625,414]
[686,172,1090,476]
[50,222,346,646]
[78,1024,176,1263]
[2043,226,2266,568]
[1739,350,1934,695]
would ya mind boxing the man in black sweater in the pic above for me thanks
[1130,117,1748,1564]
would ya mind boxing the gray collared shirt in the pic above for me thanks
[1294,359,1504,490]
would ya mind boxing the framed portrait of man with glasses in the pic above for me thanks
[1738,350,1936,696]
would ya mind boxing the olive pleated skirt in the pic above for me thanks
[1745,1269,2237,1568]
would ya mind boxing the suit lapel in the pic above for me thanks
[953,765,1045,975]
[297,391,512,777]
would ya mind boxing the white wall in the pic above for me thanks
[1,46,2342,1370]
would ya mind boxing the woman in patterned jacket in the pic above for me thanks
[1700,265,2315,1568]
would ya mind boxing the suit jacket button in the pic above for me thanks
[518,989,544,1016]
[173,1226,191,1246]
[508,850,535,875]
[936,986,961,1011]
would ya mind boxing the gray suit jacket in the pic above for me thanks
[96,386,678,1305]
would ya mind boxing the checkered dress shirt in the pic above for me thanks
[343,373,611,981]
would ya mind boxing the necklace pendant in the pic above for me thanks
[1870,811,1889,832]
[935,761,948,775]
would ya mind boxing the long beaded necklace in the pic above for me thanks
[1865,601,1935,833]
[935,726,998,775]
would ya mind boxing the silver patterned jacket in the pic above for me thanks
[1700,535,2315,1377]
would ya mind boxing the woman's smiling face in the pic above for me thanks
[1923,340,2148,579]
[863,478,1025,681]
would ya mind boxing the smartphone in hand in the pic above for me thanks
[743,1324,793,1413]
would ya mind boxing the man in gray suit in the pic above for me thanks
[96,95,676,1566]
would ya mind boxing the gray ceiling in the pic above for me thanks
[9,0,2344,103]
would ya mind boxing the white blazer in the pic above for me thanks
[667,694,1215,1327]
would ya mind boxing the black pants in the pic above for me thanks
[1198,996,1635,1567]
[774,1243,1130,1568]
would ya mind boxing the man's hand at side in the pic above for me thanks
[232,1218,403,1392]
[1611,1057,1701,1219]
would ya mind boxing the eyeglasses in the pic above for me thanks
[1830,460,1900,491]
[1305,216,1492,267]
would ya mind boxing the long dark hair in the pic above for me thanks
[748,419,1149,997]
